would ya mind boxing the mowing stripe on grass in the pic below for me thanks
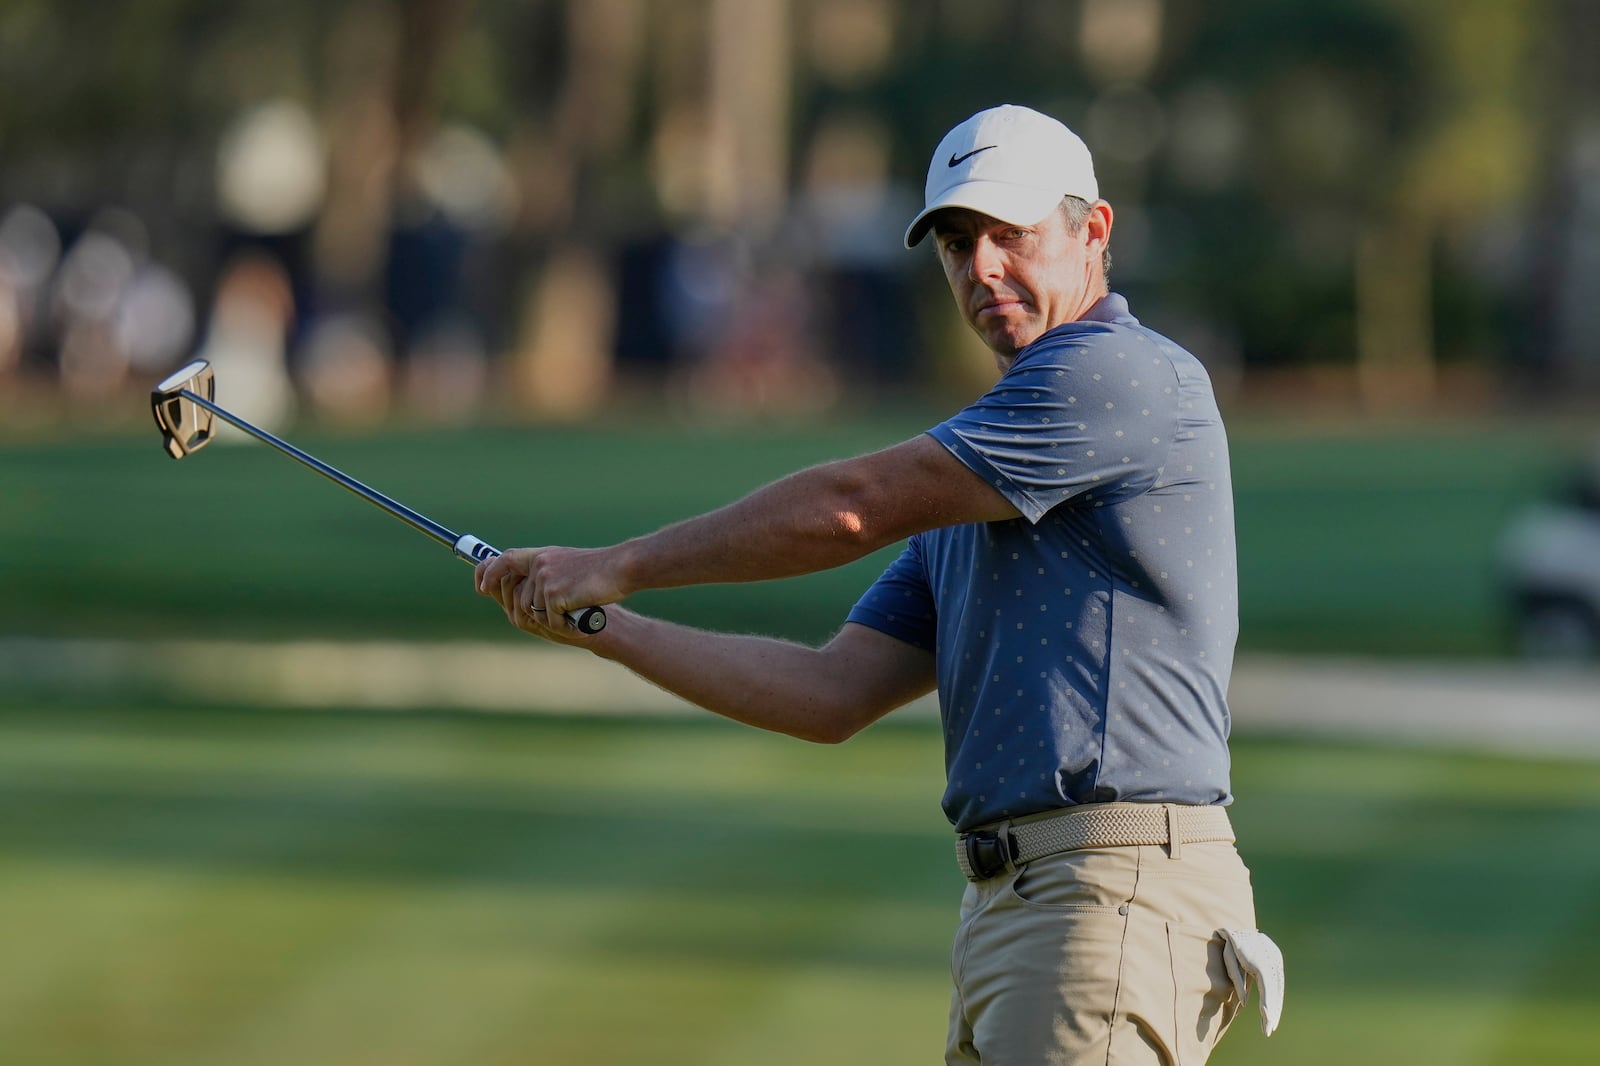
[5,636,1598,762]
[3,702,1599,1065]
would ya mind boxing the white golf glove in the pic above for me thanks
[1219,928,1285,1036]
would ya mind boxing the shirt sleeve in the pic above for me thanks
[845,539,937,651]
[928,327,1178,523]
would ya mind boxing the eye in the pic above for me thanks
[940,234,972,254]
[1001,227,1029,241]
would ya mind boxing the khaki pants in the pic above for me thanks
[946,835,1257,1065]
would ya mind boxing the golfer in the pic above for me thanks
[478,103,1282,1065]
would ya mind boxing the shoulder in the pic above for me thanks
[998,325,1176,409]
[1022,305,1211,392]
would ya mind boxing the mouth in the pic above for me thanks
[975,297,1028,319]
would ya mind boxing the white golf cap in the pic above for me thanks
[904,104,1099,248]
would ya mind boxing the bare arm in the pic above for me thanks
[494,603,937,744]
[480,432,1018,622]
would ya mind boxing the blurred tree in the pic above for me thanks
[1528,0,1600,392]
[1134,0,1421,389]
[0,0,1589,411]
[1360,0,1541,408]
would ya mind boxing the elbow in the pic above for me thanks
[805,722,858,746]
[832,508,868,541]
[816,459,898,550]
[795,702,873,745]
[826,504,880,551]
[826,483,904,551]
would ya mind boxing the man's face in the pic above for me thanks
[932,204,1108,364]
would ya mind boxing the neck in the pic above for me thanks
[1070,275,1110,322]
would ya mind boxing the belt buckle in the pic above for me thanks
[962,827,1015,880]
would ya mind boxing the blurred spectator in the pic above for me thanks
[216,100,327,239]
[400,316,491,423]
[50,208,194,405]
[299,311,394,427]
[610,229,680,388]
[797,111,921,388]
[52,212,140,400]
[214,98,325,380]
[680,258,837,417]
[194,251,297,439]
[117,264,196,377]
[0,204,62,378]
[0,273,18,379]
[385,123,514,421]
[384,204,470,363]
[651,225,839,416]
[660,229,746,366]
[509,246,615,420]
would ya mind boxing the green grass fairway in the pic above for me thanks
[2,702,1597,1065]
[0,416,1584,655]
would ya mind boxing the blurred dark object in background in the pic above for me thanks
[1497,442,1600,660]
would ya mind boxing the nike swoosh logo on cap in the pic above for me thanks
[948,145,997,167]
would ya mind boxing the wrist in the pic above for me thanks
[587,607,640,662]
[610,536,649,597]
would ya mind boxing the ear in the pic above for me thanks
[1085,200,1113,257]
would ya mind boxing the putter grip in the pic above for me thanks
[455,535,608,634]
[566,606,609,634]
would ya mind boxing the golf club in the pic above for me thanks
[149,358,607,634]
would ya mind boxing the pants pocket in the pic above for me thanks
[1164,921,1241,1064]
[1008,847,1139,909]
[1107,914,1238,1066]
[955,904,1132,1066]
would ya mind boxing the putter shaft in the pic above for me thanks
[179,389,462,551]
[158,378,606,634]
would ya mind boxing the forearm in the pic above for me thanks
[482,435,1016,622]
[616,459,908,593]
[585,609,912,744]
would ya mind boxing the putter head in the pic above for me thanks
[150,359,217,459]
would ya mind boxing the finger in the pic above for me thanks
[497,570,521,611]
[517,574,539,618]
[524,611,564,643]
[530,564,562,622]
[478,547,536,593]
[535,567,565,620]
[477,554,510,594]
[516,600,555,634]
[525,553,549,617]
[490,574,521,618]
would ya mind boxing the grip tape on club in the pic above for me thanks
[455,535,608,634]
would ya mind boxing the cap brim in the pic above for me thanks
[903,181,1065,248]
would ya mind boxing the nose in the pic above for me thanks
[968,235,1004,283]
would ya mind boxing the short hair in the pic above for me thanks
[1061,196,1112,278]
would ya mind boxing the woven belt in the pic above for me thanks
[955,803,1234,881]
